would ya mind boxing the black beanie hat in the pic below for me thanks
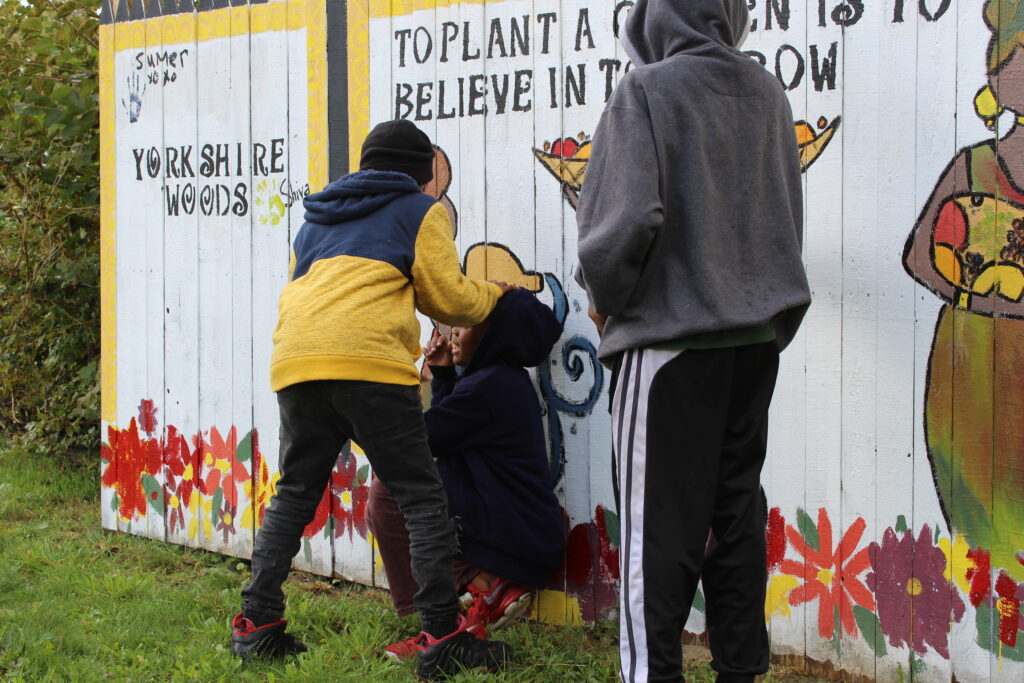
[359,120,434,185]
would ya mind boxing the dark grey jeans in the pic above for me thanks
[241,380,459,637]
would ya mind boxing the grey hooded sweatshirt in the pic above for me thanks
[576,0,810,361]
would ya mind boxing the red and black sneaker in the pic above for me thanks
[384,631,431,661]
[414,623,511,681]
[463,579,533,634]
[230,613,308,659]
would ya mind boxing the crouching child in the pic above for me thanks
[368,288,567,659]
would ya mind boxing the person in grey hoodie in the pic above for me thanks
[575,1,811,681]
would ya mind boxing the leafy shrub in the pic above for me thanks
[0,0,99,456]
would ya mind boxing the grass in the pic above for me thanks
[0,439,821,682]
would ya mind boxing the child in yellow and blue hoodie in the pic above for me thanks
[233,120,512,680]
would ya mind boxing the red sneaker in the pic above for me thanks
[463,579,533,634]
[230,613,307,659]
[384,631,430,661]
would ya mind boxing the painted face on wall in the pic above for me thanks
[451,323,486,366]
[991,46,1024,113]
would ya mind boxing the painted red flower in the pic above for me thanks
[867,525,965,658]
[162,425,199,534]
[781,508,875,639]
[331,452,370,540]
[100,417,162,522]
[303,486,332,538]
[199,426,249,508]
[562,505,620,622]
[993,570,1024,647]
[766,507,787,571]
[966,547,992,607]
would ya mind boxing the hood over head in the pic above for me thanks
[302,170,423,225]
[621,0,751,66]
[462,289,563,376]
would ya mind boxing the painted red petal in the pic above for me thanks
[785,525,813,559]
[845,576,876,611]
[838,588,858,637]
[835,517,867,566]
[843,546,873,577]
[780,559,812,577]
[816,508,833,563]
[817,586,837,639]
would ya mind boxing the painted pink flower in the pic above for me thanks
[781,508,875,639]
[331,453,370,540]
[867,525,965,658]
[216,502,238,543]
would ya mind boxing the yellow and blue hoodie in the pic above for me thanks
[270,170,501,391]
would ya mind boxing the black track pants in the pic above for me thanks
[611,344,779,682]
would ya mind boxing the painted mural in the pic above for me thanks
[902,0,1024,664]
[100,0,1024,679]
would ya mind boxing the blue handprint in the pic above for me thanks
[121,73,146,123]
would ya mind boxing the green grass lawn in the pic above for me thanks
[0,439,819,682]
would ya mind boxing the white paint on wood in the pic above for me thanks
[248,0,292,565]
[229,2,255,558]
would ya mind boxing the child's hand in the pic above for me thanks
[424,328,454,366]
[490,280,517,294]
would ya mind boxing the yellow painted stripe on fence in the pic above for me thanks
[373,0,483,19]
[307,0,328,191]
[347,0,370,173]
[99,23,117,424]
[112,0,309,48]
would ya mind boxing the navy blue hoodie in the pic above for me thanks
[425,289,566,587]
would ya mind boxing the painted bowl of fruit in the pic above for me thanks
[533,133,592,191]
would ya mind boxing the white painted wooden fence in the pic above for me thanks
[101,1,1024,679]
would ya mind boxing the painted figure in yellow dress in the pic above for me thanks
[903,0,1024,582]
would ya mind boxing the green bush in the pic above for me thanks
[0,0,99,456]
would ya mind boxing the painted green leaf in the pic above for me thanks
[692,587,705,613]
[236,431,253,463]
[303,537,313,566]
[212,488,224,526]
[909,652,926,679]
[829,606,842,656]
[356,464,369,487]
[853,605,887,658]
[796,507,820,552]
[602,507,620,548]
[895,514,908,533]
[110,494,120,513]
[141,474,164,516]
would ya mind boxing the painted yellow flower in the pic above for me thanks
[765,574,800,620]
[188,493,214,542]
[243,455,280,532]
[939,533,972,594]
